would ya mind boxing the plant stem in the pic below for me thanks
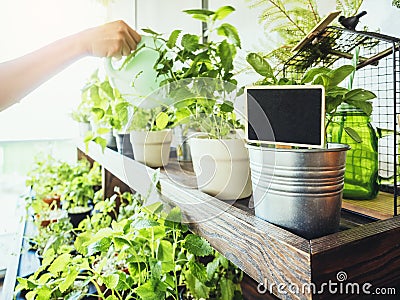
[172,225,179,300]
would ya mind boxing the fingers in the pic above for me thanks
[82,20,141,58]
[113,21,141,57]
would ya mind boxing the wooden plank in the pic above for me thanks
[342,192,395,220]
[292,11,341,52]
[103,168,131,200]
[310,217,400,299]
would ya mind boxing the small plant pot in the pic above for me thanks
[190,138,252,200]
[78,122,91,137]
[68,206,93,228]
[35,210,64,227]
[42,195,61,209]
[130,129,172,167]
[247,143,349,239]
[115,132,134,159]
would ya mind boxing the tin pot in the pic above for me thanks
[248,143,349,239]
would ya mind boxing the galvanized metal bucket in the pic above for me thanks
[247,143,349,239]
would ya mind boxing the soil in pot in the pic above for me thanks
[67,206,93,228]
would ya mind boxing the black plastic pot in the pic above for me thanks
[115,133,134,159]
[68,206,93,228]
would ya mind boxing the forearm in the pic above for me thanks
[0,20,140,111]
[0,33,87,111]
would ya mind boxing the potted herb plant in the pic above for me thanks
[245,53,375,238]
[128,106,174,167]
[143,6,252,199]
[61,160,102,228]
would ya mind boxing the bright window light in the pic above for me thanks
[0,0,107,141]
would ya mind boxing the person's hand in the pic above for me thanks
[79,20,141,58]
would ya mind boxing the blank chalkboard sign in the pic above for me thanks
[245,85,325,148]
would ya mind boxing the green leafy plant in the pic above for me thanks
[74,202,243,300]
[393,0,400,8]
[141,6,244,139]
[30,216,74,258]
[79,70,132,150]
[61,160,102,212]
[247,52,376,142]
[245,0,365,68]
[128,106,175,132]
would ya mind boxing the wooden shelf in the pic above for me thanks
[78,142,400,299]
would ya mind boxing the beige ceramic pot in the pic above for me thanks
[130,129,172,167]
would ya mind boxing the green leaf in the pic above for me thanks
[174,108,191,124]
[345,100,373,115]
[183,9,215,16]
[220,277,236,300]
[327,86,349,98]
[326,95,345,114]
[37,286,52,300]
[219,255,229,269]
[301,67,331,84]
[135,279,167,300]
[105,295,119,300]
[93,137,107,151]
[100,80,114,99]
[143,202,163,215]
[92,107,105,121]
[155,111,169,130]
[87,237,112,256]
[218,40,234,72]
[214,6,235,20]
[220,101,234,113]
[97,127,110,135]
[206,258,219,280]
[190,14,210,22]
[189,260,208,283]
[313,74,330,88]
[132,219,160,230]
[166,206,182,223]
[167,29,181,49]
[104,273,120,289]
[327,65,355,87]
[185,272,210,299]
[157,240,174,272]
[246,53,274,78]
[344,127,363,143]
[345,89,376,102]
[59,269,78,293]
[141,28,160,35]
[217,23,241,47]
[184,234,213,256]
[181,34,200,52]
[48,253,71,275]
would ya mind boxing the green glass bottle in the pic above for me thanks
[327,104,379,200]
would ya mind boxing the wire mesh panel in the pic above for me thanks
[283,26,400,216]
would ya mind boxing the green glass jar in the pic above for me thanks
[327,104,379,200]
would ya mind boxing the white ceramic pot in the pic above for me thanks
[78,122,91,137]
[130,129,172,167]
[189,138,252,200]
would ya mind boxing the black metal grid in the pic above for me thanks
[283,26,400,216]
